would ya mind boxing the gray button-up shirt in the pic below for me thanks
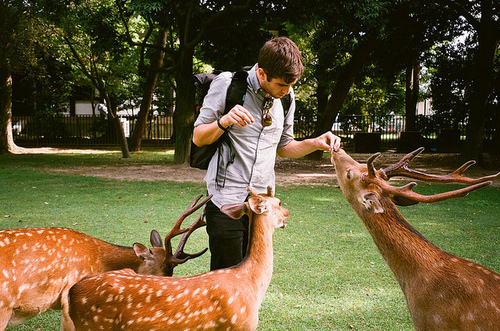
[194,65,295,208]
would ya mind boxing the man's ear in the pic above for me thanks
[221,203,249,219]
[256,67,267,81]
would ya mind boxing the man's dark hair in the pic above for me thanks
[258,37,304,84]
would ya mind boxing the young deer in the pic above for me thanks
[331,147,500,331]
[68,186,289,331]
[0,194,210,331]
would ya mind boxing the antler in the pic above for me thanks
[246,186,274,197]
[379,147,500,184]
[364,149,497,206]
[163,194,212,274]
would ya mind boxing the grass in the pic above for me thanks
[1,150,499,331]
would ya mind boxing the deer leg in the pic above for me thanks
[0,307,12,331]
[60,289,76,331]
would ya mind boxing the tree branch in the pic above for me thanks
[438,0,480,31]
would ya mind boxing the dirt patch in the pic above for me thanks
[45,148,500,187]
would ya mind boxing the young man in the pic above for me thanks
[193,37,341,270]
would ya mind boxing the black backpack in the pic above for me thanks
[190,68,291,170]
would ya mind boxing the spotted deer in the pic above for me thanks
[0,194,210,331]
[68,186,289,331]
[331,147,500,330]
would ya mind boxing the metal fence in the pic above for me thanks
[13,113,494,152]
[12,115,174,147]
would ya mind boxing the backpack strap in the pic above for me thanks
[216,69,248,188]
[281,93,292,117]
[224,70,248,114]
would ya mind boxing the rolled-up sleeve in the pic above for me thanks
[278,89,295,149]
[194,72,232,127]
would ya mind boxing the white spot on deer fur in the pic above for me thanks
[240,306,246,314]
[2,270,9,278]
[231,314,238,324]
[433,314,443,324]
[228,296,234,304]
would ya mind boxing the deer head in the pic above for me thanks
[221,186,289,229]
[331,148,498,213]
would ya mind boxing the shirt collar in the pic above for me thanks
[248,64,268,98]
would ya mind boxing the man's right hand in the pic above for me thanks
[220,105,255,128]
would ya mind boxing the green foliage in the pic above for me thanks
[1,151,499,330]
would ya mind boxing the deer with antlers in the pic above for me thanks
[67,186,289,331]
[0,194,210,331]
[331,147,500,330]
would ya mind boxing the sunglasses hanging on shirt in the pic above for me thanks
[262,96,274,127]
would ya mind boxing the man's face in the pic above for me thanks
[257,68,297,99]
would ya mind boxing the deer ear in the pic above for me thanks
[247,196,268,215]
[133,243,154,261]
[221,203,249,219]
[361,192,384,213]
[150,230,163,248]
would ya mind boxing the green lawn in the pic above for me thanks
[1,150,499,330]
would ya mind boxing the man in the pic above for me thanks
[193,36,341,270]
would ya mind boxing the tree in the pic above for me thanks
[48,0,143,158]
[127,30,168,152]
[118,0,288,163]
[286,0,390,159]
[0,0,38,154]
[439,0,499,161]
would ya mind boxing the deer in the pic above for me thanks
[331,147,500,331]
[0,194,210,331]
[67,186,289,331]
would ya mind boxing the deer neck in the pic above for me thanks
[356,198,443,282]
[99,242,141,273]
[234,214,275,303]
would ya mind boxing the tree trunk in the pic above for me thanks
[405,61,419,132]
[307,34,378,160]
[173,48,196,164]
[462,17,498,162]
[0,62,20,154]
[129,30,167,152]
[112,114,130,158]
[104,94,130,158]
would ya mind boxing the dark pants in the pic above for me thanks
[205,200,249,271]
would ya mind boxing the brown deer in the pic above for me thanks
[331,147,500,331]
[0,194,210,331]
[68,186,289,331]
